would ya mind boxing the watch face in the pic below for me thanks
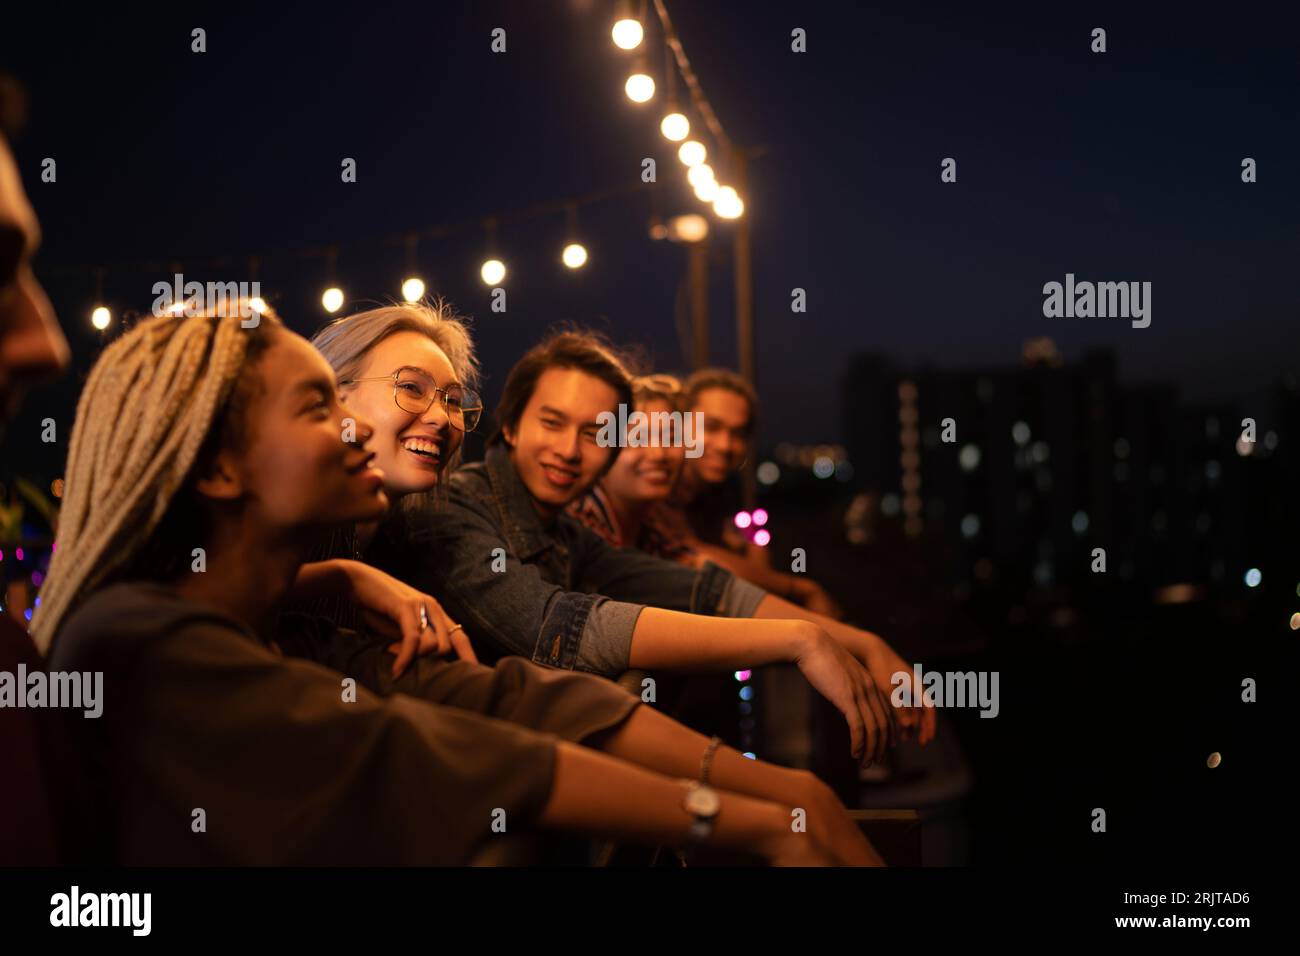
[685,784,721,818]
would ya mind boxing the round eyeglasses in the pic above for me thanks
[341,366,483,433]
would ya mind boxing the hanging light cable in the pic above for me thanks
[321,245,345,313]
[90,267,111,330]
[561,204,588,269]
[659,32,689,141]
[401,233,425,302]
[611,0,644,50]
[480,218,506,286]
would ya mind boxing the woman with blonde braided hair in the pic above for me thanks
[37,303,874,865]
[32,310,270,650]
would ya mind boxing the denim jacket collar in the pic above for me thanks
[483,443,557,563]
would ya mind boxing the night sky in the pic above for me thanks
[4,1,1299,481]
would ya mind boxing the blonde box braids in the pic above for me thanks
[31,309,275,655]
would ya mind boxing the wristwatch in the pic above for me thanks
[682,780,722,844]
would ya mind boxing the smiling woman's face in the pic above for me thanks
[337,330,465,498]
[600,397,684,506]
[220,329,389,533]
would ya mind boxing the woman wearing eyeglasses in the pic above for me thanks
[304,302,933,771]
[277,302,885,864]
[36,305,881,865]
[281,301,486,672]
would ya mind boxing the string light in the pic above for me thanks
[562,243,588,269]
[693,178,719,202]
[714,185,744,219]
[645,0,747,218]
[321,287,345,313]
[90,268,110,329]
[612,21,643,50]
[660,112,689,141]
[665,214,708,242]
[611,0,644,50]
[321,246,344,314]
[625,71,655,103]
[678,140,706,166]
[401,234,425,304]
[58,7,747,319]
[57,179,668,316]
[686,163,714,189]
[561,205,588,270]
[401,277,425,302]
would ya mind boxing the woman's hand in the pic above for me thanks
[335,560,477,676]
[758,799,884,867]
[861,637,936,745]
[794,772,886,866]
[792,624,897,767]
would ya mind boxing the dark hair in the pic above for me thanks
[684,367,758,434]
[489,328,635,451]
[0,74,29,141]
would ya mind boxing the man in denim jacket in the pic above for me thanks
[399,331,936,766]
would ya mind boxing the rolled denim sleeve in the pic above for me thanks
[575,598,644,674]
[403,493,640,675]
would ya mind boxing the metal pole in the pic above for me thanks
[689,239,709,370]
[732,150,757,506]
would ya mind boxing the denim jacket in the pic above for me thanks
[398,444,767,676]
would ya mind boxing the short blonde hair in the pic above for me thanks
[311,299,480,395]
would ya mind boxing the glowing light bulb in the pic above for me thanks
[625,73,655,103]
[714,185,744,219]
[480,259,506,286]
[611,19,643,50]
[91,306,111,330]
[660,112,689,141]
[321,287,345,313]
[562,243,588,269]
[666,214,709,242]
[693,178,719,202]
[734,511,752,529]
[401,277,425,303]
[687,163,715,189]
[678,140,706,166]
